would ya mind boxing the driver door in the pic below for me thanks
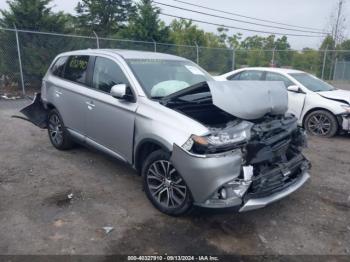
[287,91,306,119]
[85,56,138,163]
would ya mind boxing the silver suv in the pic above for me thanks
[21,49,311,216]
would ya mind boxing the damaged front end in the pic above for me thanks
[168,81,311,211]
[238,115,310,211]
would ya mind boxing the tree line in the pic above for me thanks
[0,0,349,88]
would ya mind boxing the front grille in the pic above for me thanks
[245,115,300,165]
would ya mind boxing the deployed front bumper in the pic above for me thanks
[18,93,48,128]
[171,144,310,211]
[239,171,310,212]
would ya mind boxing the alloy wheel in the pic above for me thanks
[48,113,63,146]
[146,160,187,209]
[307,113,332,136]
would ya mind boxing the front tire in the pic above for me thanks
[142,150,192,216]
[47,109,74,150]
[304,110,338,137]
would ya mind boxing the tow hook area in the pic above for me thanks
[15,93,48,128]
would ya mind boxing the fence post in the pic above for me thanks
[271,47,276,66]
[321,45,328,80]
[13,24,25,96]
[329,50,336,80]
[93,31,99,49]
[333,57,338,80]
[231,48,236,70]
[153,39,157,52]
[194,42,199,65]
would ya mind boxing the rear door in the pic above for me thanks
[50,55,92,135]
[84,56,138,163]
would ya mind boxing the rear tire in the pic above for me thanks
[47,109,75,150]
[304,110,338,137]
[142,150,192,216]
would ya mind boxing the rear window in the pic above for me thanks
[51,56,68,77]
[63,55,90,85]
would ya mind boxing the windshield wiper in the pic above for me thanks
[191,95,212,102]
[315,89,335,92]
[150,96,164,100]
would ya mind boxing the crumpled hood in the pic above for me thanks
[317,89,350,104]
[207,81,288,120]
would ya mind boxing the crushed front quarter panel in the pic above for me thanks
[170,144,242,204]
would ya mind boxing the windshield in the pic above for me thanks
[126,59,213,98]
[289,73,335,92]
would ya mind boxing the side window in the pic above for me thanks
[227,72,242,80]
[237,70,263,80]
[51,56,68,77]
[92,57,129,93]
[266,72,294,88]
[63,55,90,85]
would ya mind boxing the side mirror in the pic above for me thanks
[287,85,301,93]
[110,84,134,101]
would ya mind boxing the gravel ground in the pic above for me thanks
[0,99,349,256]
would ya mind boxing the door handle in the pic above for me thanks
[86,101,95,110]
[55,90,62,97]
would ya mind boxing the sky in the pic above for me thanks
[1,0,349,50]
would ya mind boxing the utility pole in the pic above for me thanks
[333,0,344,45]
[329,0,345,80]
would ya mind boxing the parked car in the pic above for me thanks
[215,67,350,137]
[20,50,310,216]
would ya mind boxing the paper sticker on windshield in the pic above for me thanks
[185,65,205,75]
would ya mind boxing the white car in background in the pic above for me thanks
[215,67,350,137]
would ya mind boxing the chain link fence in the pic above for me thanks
[0,29,21,98]
[334,60,350,81]
[0,27,350,97]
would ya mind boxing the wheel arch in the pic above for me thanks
[302,107,338,128]
[134,138,171,174]
[44,101,56,111]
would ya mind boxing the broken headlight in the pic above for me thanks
[182,121,253,154]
